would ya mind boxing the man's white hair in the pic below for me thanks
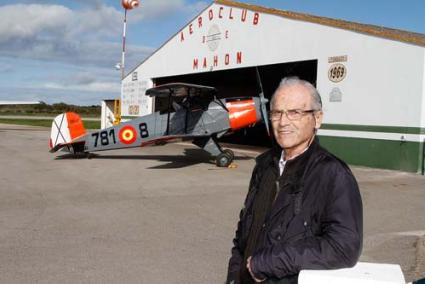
[271,77,322,110]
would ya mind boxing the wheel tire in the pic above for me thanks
[223,149,234,161]
[216,152,232,167]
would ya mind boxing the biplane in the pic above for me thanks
[49,82,269,167]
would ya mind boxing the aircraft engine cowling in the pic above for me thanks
[226,99,258,131]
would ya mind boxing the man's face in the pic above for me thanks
[271,84,323,158]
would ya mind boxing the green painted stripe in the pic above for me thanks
[120,121,425,134]
[121,116,139,119]
[319,135,425,174]
[321,124,425,134]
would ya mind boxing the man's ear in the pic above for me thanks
[314,111,323,130]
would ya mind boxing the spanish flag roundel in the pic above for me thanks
[119,125,137,144]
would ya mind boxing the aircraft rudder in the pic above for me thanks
[49,112,87,152]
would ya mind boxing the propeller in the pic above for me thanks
[255,67,271,136]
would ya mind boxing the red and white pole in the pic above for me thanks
[120,0,140,80]
[121,8,128,80]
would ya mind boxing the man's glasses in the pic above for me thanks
[269,109,317,121]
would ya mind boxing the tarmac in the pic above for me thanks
[1,123,425,283]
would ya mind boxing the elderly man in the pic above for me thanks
[226,77,362,284]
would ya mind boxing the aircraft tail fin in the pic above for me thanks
[49,112,87,153]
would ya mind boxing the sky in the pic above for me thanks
[0,0,424,106]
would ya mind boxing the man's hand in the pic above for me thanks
[247,256,266,283]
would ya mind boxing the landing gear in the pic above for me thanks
[216,151,233,167]
[223,149,234,161]
[193,136,235,167]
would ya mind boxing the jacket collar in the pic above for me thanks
[254,136,321,186]
[272,137,320,185]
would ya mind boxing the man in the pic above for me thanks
[226,77,363,284]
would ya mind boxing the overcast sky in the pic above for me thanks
[0,0,423,105]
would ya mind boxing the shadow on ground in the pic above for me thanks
[54,148,253,169]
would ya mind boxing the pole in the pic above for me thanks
[121,8,128,80]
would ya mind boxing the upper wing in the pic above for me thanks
[146,82,217,98]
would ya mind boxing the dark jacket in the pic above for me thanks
[227,138,363,284]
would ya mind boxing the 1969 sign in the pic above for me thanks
[328,63,347,83]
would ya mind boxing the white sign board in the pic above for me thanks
[121,76,153,117]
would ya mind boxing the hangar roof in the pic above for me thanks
[216,0,425,47]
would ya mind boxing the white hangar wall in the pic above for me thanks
[125,2,425,128]
[122,1,425,173]
[422,60,425,126]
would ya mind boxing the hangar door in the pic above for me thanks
[154,59,317,147]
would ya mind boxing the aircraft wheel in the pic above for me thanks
[223,149,234,161]
[216,152,233,167]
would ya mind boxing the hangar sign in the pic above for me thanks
[328,63,347,83]
[122,78,151,116]
[179,5,261,70]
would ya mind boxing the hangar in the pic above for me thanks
[115,0,425,174]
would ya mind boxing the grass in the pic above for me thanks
[0,118,100,129]
[0,112,100,118]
